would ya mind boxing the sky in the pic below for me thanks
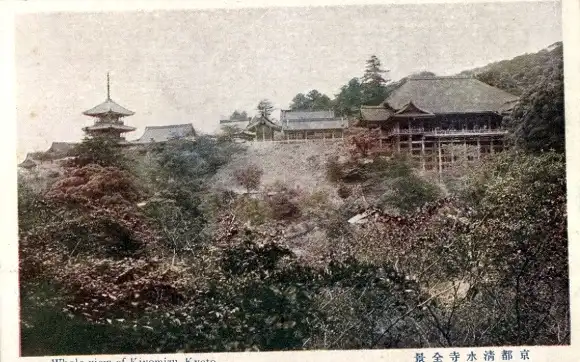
[15,1,562,160]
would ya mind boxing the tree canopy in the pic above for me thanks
[361,55,390,106]
[257,99,274,118]
[229,110,249,120]
[462,42,563,95]
[289,90,333,111]
[334,78,364,117]
[504,55,564,153]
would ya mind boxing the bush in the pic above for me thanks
[378,173,441,214]
[337,183,352,199]
[70,137,130,170]
[234,164,263,193]
[267,193,300,220]
[326,156,343,182]
[232,196,270,225]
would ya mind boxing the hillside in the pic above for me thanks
[210,141,348,196]
[458,42,563,95]
[17,41,568,355]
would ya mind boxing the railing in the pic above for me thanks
[388,128,508,136]
[252,138,345,144]
[391,128,426,134]
[427,128,508,136]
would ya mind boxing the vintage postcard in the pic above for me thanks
[1,0,578,361]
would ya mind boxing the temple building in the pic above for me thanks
[245,115,282,141]
[280,110,347,140]
[82,73,136,141]
[359,76,519,172]
[132,124,197,144]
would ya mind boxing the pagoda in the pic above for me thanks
[82,73,136,141]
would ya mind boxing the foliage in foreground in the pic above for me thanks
[19,135,568,354]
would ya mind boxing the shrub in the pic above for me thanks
[234,164,263,193]
[337,183,352,199]
[348,127,380,158]
[325,156,343,183]
[267,193,300,220]
[232,196,270,226]
[70,136,129,170]
[377,173,441,214]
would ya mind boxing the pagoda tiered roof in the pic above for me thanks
[82,98,135,117]
[82,123,136,132]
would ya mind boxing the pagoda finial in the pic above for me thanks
[106,72,110,100]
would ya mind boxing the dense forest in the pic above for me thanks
[19,42,567,355]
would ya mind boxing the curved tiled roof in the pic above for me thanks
[280,110,335,121]
[360,106,394,121]
[283,119,347,131]
[83,98,135,117]
[83,124,136,132]
[246,116,282,131]
[280,110,346,130]
[133,124,196,144]
[385,77,519,114]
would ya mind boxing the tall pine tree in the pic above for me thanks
[333,78,363,117]
[257,99,274,118]
[361,55,390,106]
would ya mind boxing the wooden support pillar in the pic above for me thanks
[477,138,481,160]
[397,135,401,153]
[408,119,412,155]
[421,137,425,171]
[450,142,455,164]
[464,137,467,161]
[438,139,442,175]
[490,138,494,154]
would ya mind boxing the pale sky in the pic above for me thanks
[15,1,562,160]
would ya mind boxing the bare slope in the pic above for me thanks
[210,141,348,194]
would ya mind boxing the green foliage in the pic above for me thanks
[152,137,238,186]
[289,90,334,111]
[19,75,570,355]
[463,42,562,95]
[334,78,363,117]
[504,54,564,153]
[461,150,568,344]
[20,281,134,356]
[378,173,441,214]
[70,136,129,170]
[361,55,390,106]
